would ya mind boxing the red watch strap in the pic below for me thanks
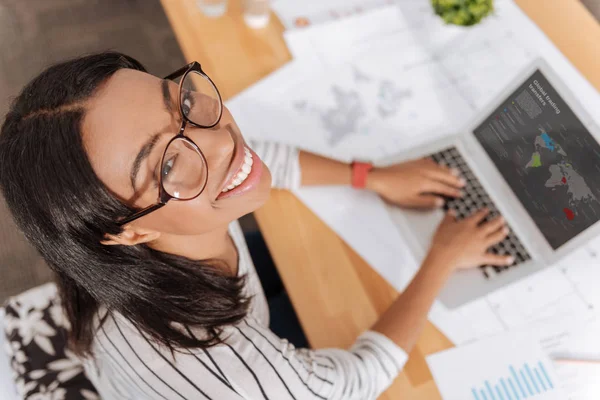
[351,161,373,189]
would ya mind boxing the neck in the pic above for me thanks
[150,224,233,263]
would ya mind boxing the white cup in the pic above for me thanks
[197,0,228,18]
[243,0,270,28]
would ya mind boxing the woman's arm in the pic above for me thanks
[250,140,465,208]
[300,150,466,209]
[373,209,513,352]
[197,211,511,400]
[299,151,352,186]
[372,251,453,352]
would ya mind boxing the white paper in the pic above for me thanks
[229,48,471,163]
[529,317,600,400]
[429,237,600,346]
[271,0,394,30]
[427,331,566,400]
[294,186,419,289]
[429,317,600,399]
[283,5,414,70]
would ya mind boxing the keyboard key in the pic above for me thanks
[430,147,531,279]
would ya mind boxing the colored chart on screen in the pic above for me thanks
[427,333,565,400]
[474,69,600,250]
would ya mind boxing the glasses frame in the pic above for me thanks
[118,62,223,226]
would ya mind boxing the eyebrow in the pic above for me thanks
[129,80,174,191]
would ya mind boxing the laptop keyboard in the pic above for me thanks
[430,147,532,279]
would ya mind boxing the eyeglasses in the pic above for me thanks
[119,62,223,226]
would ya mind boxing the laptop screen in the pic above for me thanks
[473,69,600,250]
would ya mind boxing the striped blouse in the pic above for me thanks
[82,141,408,400]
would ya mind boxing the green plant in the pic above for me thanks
[432,0,494,26]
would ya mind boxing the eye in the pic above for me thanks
[162,155,177,179]
[182,90,194,117]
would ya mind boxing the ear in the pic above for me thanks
[100,225,161,246]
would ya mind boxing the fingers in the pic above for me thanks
[424,180,463,199]
[481,215,505,235]
[439,209,457,225]
[480,253,514,266]
[466,208,490,225]
[405,194,445,209]
[446,208,457,221]
[485,226,510,247]
[423,159,466,188]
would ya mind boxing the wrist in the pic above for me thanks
[423,248,457,276]
[365,167,380,192]
[351,161,373,189]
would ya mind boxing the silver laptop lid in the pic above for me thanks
[460,59,600,264]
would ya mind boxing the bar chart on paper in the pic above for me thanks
[470,361,555,400]
[426,333,565,400]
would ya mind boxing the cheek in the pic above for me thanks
[137,165,272,235]
[139,199,217,235]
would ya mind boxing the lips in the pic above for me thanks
[216,146,263,200]
[221,147,254,193]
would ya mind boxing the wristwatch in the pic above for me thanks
[351,161,373,189]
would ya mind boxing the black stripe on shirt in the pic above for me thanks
[356,344,393,380]
[315,355,336,370]
[346,353,364,393]
[362,337,403,370]
[244,320,334,387]
[138,330,213,400]
[202,348,230,386]
[95,337,133,399]
[244,320,333,385]
[99,323,167,400]
[235,326,297,400]
[223,341,270,400]
[182,326,239,395]
[112,318,188,400]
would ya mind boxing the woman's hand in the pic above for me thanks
[428,208,513,271]
[366,158,465,209]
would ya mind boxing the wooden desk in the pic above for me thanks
[160,0,600,397]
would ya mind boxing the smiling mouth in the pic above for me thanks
[221,146,253,193]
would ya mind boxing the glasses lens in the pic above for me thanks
[161,138,208,200]
[176,71,222,127]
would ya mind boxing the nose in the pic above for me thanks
[186,121,236,185]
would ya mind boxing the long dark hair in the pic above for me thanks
[0,52,248,355]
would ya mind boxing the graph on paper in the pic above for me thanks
[470,362,555,400]
[427,333,565,400]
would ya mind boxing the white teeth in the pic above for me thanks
[221,147,255,193]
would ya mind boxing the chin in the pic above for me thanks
[232,162,272,219]
[249,163,272,208]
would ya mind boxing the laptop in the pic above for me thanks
[383,59,600,308]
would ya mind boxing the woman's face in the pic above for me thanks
[83,68,272,236]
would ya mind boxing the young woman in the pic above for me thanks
[0,52,512,399]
